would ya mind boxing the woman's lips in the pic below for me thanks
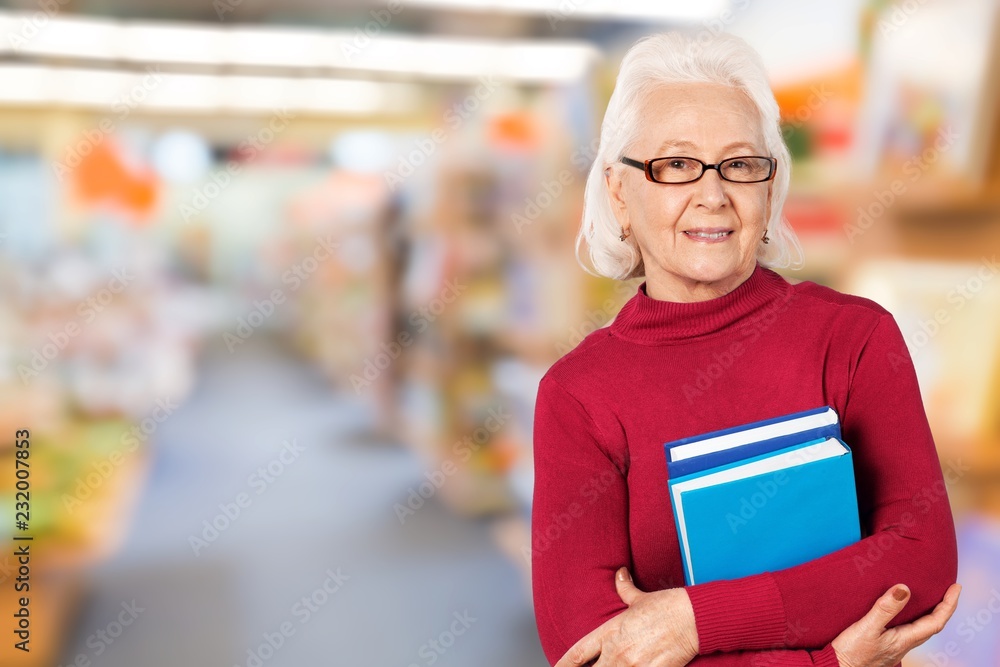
[683,228,734,243]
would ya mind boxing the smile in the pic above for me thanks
[683,229,734,241]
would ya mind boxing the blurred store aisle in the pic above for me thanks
[57,334,546,667]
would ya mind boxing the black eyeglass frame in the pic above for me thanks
[619,155,777,184]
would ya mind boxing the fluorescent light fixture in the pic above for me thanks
[142,72,227,112]
[57,68,138,107]
[118,23,226,65]
[2,14,120,59]
[337,35,597,82]
[226,27,333,69]
[0,65,54,104]
[0,11,599,83]
[499,41,596,82]
[402,0,732,22]
[0,65,420,115]
[294,78,395,115]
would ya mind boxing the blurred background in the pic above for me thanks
[0,0,998,665]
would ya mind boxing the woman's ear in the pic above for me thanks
[605,165,630,228]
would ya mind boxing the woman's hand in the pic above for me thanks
[555,567,698,667]
[832,583,962,667]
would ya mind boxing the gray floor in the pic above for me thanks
[59,335,546,667]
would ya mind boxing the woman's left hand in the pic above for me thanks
[555,567,699,667]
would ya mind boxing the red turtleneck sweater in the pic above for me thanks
[530,262,959,666]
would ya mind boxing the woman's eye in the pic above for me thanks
[728,161,747,169]
[669,160,689,169]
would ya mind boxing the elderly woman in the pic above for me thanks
[531,32,962,667]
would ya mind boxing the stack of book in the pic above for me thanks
[664,406,862,586]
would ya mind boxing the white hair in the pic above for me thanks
[577,31,804,280]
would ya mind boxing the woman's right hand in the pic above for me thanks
[831,583,962,667]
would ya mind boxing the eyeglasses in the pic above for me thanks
[619,155,777,184]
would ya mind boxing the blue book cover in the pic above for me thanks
[665,405,840,467]
[667,422,841,479]
[668,436,861,585]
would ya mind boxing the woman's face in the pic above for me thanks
[607,82,773,301]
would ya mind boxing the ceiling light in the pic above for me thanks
[402,0,732,23]
[0,65,420,115]
[0,10,600,83]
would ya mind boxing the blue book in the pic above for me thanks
[665,406,841,479]
[664,408,861,586]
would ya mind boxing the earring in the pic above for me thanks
[619,227,631,242]
[762,230,770,244]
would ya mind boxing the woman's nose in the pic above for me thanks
[693,168,727,209]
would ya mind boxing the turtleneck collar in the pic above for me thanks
[609,262,794,345]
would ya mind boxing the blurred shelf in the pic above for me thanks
[436,468,519,518]
[0,570,86,667]
[0,434,150,666]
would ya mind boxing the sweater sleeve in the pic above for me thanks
[689,644,841,667]
[531,374,844,667]
[531,373,631,665]
[684,313,959,654]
